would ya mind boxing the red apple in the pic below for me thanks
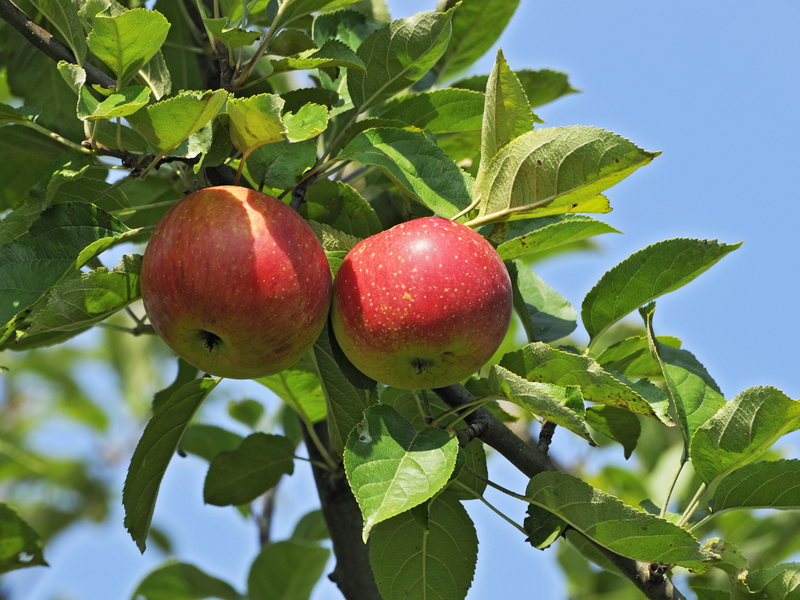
[331,216,512,389]
[141,186,331,379]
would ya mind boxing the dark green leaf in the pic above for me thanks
[273,0,363,30]
[123,377,221,552]
[585,405,640,459]
[376,88,485,134]
[271,39,365,75]
[131,561,243,600]
[204,433,294,506]
[245,139,316,190]
[348,8,455,110]
[227,399,265,429]
[453,68,579,109]
[0,127,64,210]
[256,357,328,424]
[29,0,88,65]
[340,127,472,218]
[496,215,620,261]
[747,563,800,599]
[203,18,261,50]
[247,540,330,600]
[582,238,741,345]
[290,509,329,542]
[299,179,382,238]
[281,88,340,113]
[712,459,800,516]
[370,494,477,600]
[153,358,199,413]
[0,502,47,574]
[270,28,317,56]
[180,424,244,463]
[343,404,459,541]
[312,9,374,51]
[154,0,204,92]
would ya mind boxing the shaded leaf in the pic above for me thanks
[131,561,243,600]
[256,357,328,424]
[248,540,330,600]
[180,424,244,463]
[290,509,329,542]
[29,0,88,65]
[153,358,199,413]
[712,459,800,516]
[453,68,579,109]
[585,405,640,459]
[343,404,459,541]
[376,88,485,134]
[496,215,619,261]
[582,238,741,345]
[273,0,363,30]
[271,39,365,75]
[203,18,261,50]
[0,127,64,210]
[747,563,800,599]
[0,502,47,574]
[299,179,382,239]
[227,399,265,429]
[246,140,316,190]
[123,377,221,552]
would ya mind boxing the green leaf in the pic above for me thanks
[256,357,328,424]
[453,68,579,109]
[348,8,455,110]
[582,238,741,345]
[690,386,800,485]
[711,459,800,516]
[434,0,519,81]
[203,433,294,506]
[344,404,459,541]
[84,85,150,120]
[490,365,596,445]
[123,377,221,552]
[281,87,340,114]
[701,538,752,589]
[0,502,47,574]
[87,8,171,85]
[25,254,142,336]
[227,399,265,429]
[270,39,366,75]
[247,540,330,600]
[370,494,477,600]
[470,126,658,227]
[641,303,725,454]
[312,9,373,51]
[203,18,261,50]
[180,424,244,463]
[0,127,64,210]
[29,0,88,66]
[225,93,286,156]
[131,561,243,600]
[283,103,329,141]
[595,334,682,379]
[376,88,485,134]
[273,0,363,30]
[500,342,663,420]
[479,48,534,176]
[506,259,577,344]
[153,358,199,413]
[128,89,228,154]
[155,0,203,92]
[0,103,31,126]
[0,203,130,344]
[270,28,318,56]
[309,322,376,455]
[747,563,800,599]
[245,140,316,190]
[526,471,716,565]
[585,405,640,459]
[299,179,382,239]
[290,509,329,542]
[340,127,472,218]
[496,215,620,261]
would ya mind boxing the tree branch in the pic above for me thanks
[303,421,382,600]
[0,0,116,88]
[432,384,687,600]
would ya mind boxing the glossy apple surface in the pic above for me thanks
[141,186,331,379]
[331,216,512,389]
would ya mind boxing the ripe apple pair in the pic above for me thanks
[141,186,512,389]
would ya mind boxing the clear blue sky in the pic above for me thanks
[4,2,800,599]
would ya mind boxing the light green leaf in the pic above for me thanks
[203,433,295,506]
[582,238,741,345]
[26,254,142,336]
[128,89,228,153]
[131,561,243,600]
[348,8,454,110]
[490,365,596,445]
[585,405,640,459]
[701,538,752,589]
[273,0,363,30]
[370,494,477,600]
[87,8,171,85]
[0,203,130,344]
[506,259,577,344]
[690,386,800,485]
[595,334,682,380]
[299,179,382,239]
[123,377,221,552]
[469,126,658,227]
[181,424,244,463]
[500,342,662,420]
[203,17,261,49]
[642,303,725,454]
[256,358,328,424]
[711,459,800,516]
[310,322,376,455]
[245,140,316,190]
[270,39,365,75]
[247,540,330,600]
[434,0,519,81]
[225,93,286,155]
[308,221,360,253]
[376,88,485,134]
[85,85,150,120]
[496,215,620,261]
[526,472,717,566]
[453,68,579,109]
[0,502,47,574]
[29,0,88,66]
[479,48,534,176]
[344,404,459,541]
[283,103,329,141]
[339,127,472,218]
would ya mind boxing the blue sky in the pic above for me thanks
[4,2,800,599]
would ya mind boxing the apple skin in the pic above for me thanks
[141,186,332,379]
[331,216,512,390]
